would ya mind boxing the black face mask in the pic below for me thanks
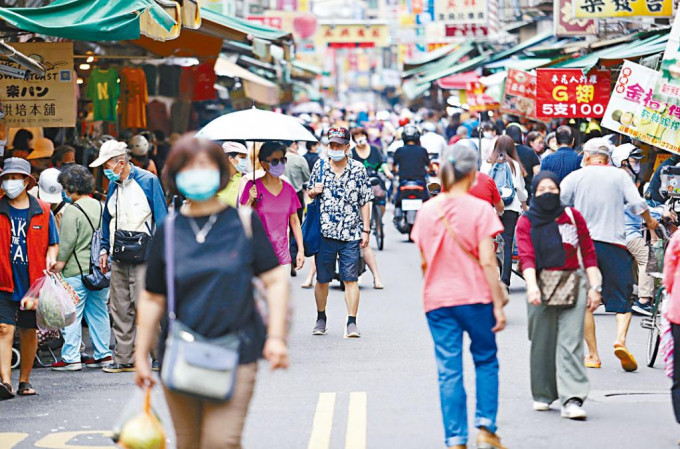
[534,192,561,212]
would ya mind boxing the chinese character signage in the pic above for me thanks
[574,0,672,18]
[316,24,390,48]
[0,42,75,128]
[501,69,540,119]
[445,24,489,37]
[535,69,610,118]
[554,0,597,36]
[435,0,488,24]
[465,82,499,112]
[602,60,680,155]
[656,11,680,101]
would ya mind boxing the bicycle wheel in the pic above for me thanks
[646,294,663,367]
[373,205,384,251]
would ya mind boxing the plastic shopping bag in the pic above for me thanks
[114,387,166,449]
[33,273,77,331]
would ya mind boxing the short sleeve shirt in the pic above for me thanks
[352,145,385,174]
[468,172,501,207]
[394,145,430,180]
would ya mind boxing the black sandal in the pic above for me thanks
[17,382,37,396]
[0,382,14,399]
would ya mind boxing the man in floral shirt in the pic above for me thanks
[308,127,373,338]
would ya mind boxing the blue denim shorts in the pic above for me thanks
[316,237,360,284]
[594,241,634,313]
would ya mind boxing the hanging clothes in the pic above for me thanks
[171,99,192,134]
[141,64,159,96]
[193,63,217,102]
[86,68,119,122]
[147,99,170,135]
[120,66,148,129]
[158,65,182,97]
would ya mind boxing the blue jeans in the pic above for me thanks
[61,276,112,363]
[426,303,499,447]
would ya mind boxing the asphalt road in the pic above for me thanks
[0,220,677,448]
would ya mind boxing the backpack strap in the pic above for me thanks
[237,207,253,240]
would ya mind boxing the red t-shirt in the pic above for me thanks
[469,172,501,207]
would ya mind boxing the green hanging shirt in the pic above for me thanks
[86,68,119,122]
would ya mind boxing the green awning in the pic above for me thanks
[403,43,458,71]
[200,7,291,44]
[485,57,555,71]
[0,0,177,41]
[292,60,323,76]
[402,79,431,100]
[418,53,490,84]
[486,30,553,64]
[403,42,476,79]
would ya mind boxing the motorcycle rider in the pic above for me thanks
[392,125,431,234]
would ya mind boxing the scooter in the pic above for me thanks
[393,180,428,240]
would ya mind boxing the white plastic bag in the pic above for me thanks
[35,273,76,331]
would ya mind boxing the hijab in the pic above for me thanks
[524,171,566,270]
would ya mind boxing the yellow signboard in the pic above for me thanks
[316,24,390,48]
[0,42,76,128]
[574,0,673,18]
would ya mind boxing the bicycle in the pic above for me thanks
[640,225,670,367]
[371,200,385,251]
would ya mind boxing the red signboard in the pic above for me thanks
[535,69,611,118]
[501,68,541,120]
[445,24,488,38]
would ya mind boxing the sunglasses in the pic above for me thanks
[266,157,288,166]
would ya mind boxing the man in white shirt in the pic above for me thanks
[419,122,448,159]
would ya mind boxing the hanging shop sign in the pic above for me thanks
[316,24,390,48]
[445,24,489,37]
[554,0,597,37]
[500,69,540,119]
[435,0,488,24]
[535,68,610,118]
[655,11,680,101]
[0,42,75,128]
[602,60,680,155]
[464,82,498,112]
[573,0,673,18]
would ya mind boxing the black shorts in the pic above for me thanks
[316,237,361,284]
[0,297,38,329]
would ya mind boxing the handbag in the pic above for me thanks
[537,269,580,308]
[160,212,241,402]
[72,202,111,291]
[301,160,324,257]
[111,188,152,264]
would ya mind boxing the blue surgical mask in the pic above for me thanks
[103,168,120,182]
[328,149,346,161]
[61,190,72,203]
[235,158,249,174]
[176,169,220,201]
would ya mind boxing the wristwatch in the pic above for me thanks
[362,229,370,234]
[589,285,602,293]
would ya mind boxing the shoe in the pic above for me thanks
[102,363,135,373]
[345,322,361,338]
[448,446,467,449]
[632,300,653,316]
[477,428,506,449]
[313,318,327,336]
[80,353,93,363]
[291,266,297,277]
[532,401,551,411]
[614,344,638,372]
[561,399,587,420]
[51,360,83,371]
[84,356,113,368]
[152,361,160,372]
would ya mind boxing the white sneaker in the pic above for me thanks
[561,401,587,420]
[532,401,551,411]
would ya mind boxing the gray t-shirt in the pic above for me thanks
[284,152,311,193]
[560,165,647,246]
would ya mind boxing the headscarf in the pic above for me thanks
[524,171,566,270]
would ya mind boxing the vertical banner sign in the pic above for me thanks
[435,0,488,24]
[554,0,597,36]
[573,0,673,18]
[0,42,75,128]
[536,69,610,118]
[656,11,680,101]
[602,61,680,155]
[501,69,539,119]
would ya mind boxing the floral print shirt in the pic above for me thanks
[308,157,374,242]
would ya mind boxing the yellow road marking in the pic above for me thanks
[0,433,29,448]
[307,392,336,449]
[345,392,367,449]
[34,431,114,448]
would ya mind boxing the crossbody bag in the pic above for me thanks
[111,187,153,264]
[72,202,111,291]
[160,212,241,402]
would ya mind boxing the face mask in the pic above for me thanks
[328,149,346,161]
[483,131,494,139]
[356,137,367,146]
[60,162,75,170]
[176,169,220,201]
[103,162,123,182]
[2,179,26,200]
[268,163,286,178]
[61,190,72,203]
[534,192,561,212]
[234,158,248,174]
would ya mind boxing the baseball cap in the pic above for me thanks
[222,141,248,155]
[38,168,63,204]
[582,137,615,158]
[328,127,350,145]
[89,140,128,167]
[612,143,644,167]
[26,137,54,160]
[0,158,37,189]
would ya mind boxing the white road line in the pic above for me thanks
[345,392,367,449]
[307,392,336,449]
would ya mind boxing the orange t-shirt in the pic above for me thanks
[120,67,148,129]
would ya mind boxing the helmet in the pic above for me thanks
[611,143,643,168]
[129,135,150,156]
[402,124,421,143]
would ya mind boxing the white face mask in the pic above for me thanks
[356,137,367,146]
[2,179,26,199]
[483,131,494,139]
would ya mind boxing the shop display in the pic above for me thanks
[120,66,149,129]
[86,67,119,122]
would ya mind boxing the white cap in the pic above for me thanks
[129,135,150,156]
[222,141,248,155]
[582,137,615,158]
[38,168,63,204]
[89,140,128,167]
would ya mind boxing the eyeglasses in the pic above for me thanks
[267,157,287,166]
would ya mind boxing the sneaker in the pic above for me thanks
[561,399,587,420]
[51,360,83,371]
[477,428,506,449]
[151,361,160,372]
[532,401,551,411]
[312,318,327,336]
[632,299,653,316]
[84,356,113,368]
[102,363,135,373]
[345,322,361,338]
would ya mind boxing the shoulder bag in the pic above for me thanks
[160,212,241,402]
[536,208,581,309]
[301,160,324,257]
[72,202,111,291]
[111,187,152,264]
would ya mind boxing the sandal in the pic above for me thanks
[0,382,14,400]
[17,382,37,396]
[584,355,601,369]
[373,282,385,290]
[614,344,638,372]
[301,281,314,289]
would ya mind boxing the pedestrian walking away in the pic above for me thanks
[540,126,581,182]
[135,135,290,449]
[516,171,602,420]
[412,142,508,449]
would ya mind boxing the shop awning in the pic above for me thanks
[403,43,458,72]
[437,71,480,90]
[0,0,180,41]
[485,57,555,71]
[486,30,553,64]
[199,7,292,45]
[403,53,490,99]
[402,42,476,79]
[215,57,280,106]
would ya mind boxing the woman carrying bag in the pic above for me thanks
[135,135,289,449]
[515,171,602,420]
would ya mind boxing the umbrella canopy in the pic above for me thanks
[196,107,319,142]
